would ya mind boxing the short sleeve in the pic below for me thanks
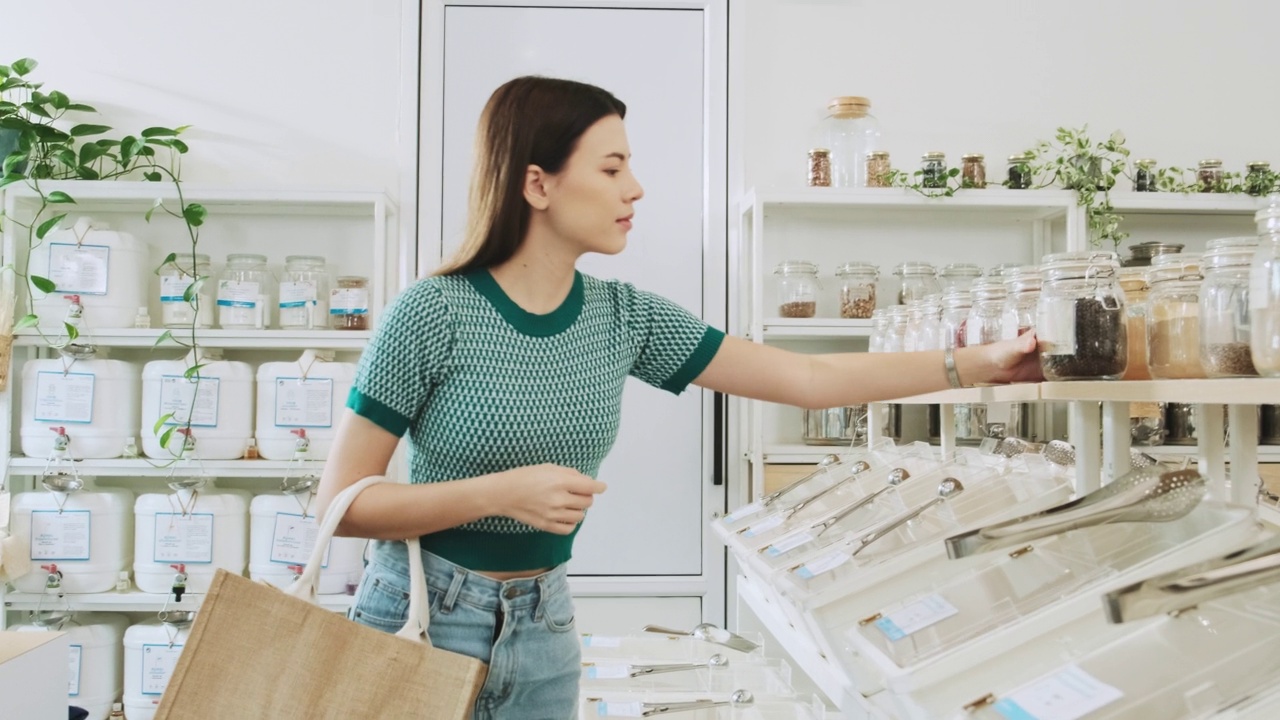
[347,280,453,436]
[623,285,725,395]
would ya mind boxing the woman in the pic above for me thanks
[317,76,1041,719]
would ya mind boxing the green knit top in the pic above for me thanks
[347,269,724,571]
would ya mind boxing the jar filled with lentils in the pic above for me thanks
[1201,237,1260,377]
[774,260,820,318]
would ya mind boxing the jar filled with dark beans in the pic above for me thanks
[1036,252,1128,380]
[921,152,947,189]
[1246,161,1273,196]
[1006,153,1033,189]
[1133,159,1157,192]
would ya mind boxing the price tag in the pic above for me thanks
[159,375,220,427]
[874,593,959,641]
[279,281,318,309]
[765,530,816,557]
[34,371,95,424]
[741,513,784,538]
[216,280,260,308]
[269,512,331,567]
[581,635,622,649]
[1037,303,1076,355]
[68,644,82,696]
[274,378,334,429]
[330,287,369,314]
[595,701,645,717]
[141,644,184,695]
[994,665,1123,720]
[160,273,196,303]
[725,500,764,523]
[29,510,91,561]
[585,664,631,680]
[793,550,849,580]
[153,513,215,564]
[48,243,110,295]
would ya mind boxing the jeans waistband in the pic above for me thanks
[368,539,569,613]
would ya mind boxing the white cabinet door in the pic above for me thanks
[422,3,724,579]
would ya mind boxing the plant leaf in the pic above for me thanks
[0,173,24,189]
[144,171,162,182]
[145,197,164,223]
[141,126,179,138]
[154,330,175,348]
[154,412,175,435]
[182,203,207,227]
[54,148,76,167]
[13,314,38,330]
[75,165,100,180]
[63,322,79,342]
[12,58,37,76]
[47,91,69,111]
[46,190,75,204]
[159,426,176,448]
[155,253,178,274]
[65,103,96,113]
[21,102,51,119]
[79,142,107,165]
[183,363,206,379]
[35,214,66,240]
[70,123,111,137]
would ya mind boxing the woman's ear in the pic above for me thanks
[523,165,551,210]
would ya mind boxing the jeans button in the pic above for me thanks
[503,586,520,599]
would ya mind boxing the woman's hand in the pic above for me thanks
[980,331,1044,385]
[490,464,608,535]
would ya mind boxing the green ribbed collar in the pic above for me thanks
[465,269,584,337]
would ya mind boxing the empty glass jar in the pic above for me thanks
[1147,258,1204,379]
[965,277,1007,346]
[1000,266,1042,341]
[894,261,940,305]
[835,262,878,319]
[217,253,272,330]
[820,96,881,188]
[905,297,942,352]
[938,263,984,292]
[882,306,909,353]
[940,290,973,350]
[1255,203,1280,377]
[278,255,330,330]
[159,252,213,329]
[1201,237,1260,377]
[868,308,889,353]
[1037,251,1127,380]
[774,260,819,318]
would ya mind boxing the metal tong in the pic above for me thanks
[848,478,964,558]
[641,623,759,653]
[1103,535,1280,623]
[944,467,1204,560]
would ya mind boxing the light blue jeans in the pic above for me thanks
[349,540,581,720]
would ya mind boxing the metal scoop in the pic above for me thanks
[849,478,965,558]
[638,689,754,716]
[811,468,911,538]
[775,460,872,520]
[626,654,728,677]
[945,467,1205,559]
[758,454,842,507]
[640,623,759,653]
[1104,534,1280,623]
[1043,440,1076,467]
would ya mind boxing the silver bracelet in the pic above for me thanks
[944,347,965,389]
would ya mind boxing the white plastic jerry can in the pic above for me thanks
[123,612,195,720]
[10,472,133,594]
[15,611,129,720]
[28,216,150,331]
[133,479,249,595]
[21,349,142,459]
[248,476,367,594]
[141,348,255,460]
[255,349,356,461]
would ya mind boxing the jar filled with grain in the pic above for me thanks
[807,148,832,187]
[961,154,987,189]
[774,260,820,318]
[1201,237,1260,377]
[1147,256,1205,379]
[1036,251,1127,380]
[865,151,891,188]
[835,262,879,319]
[1117,267,1151,381]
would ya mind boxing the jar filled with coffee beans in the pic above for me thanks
[774,260,820,318]
[1036,251,1128,380]
[835,262,879,319]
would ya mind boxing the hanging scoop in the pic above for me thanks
[945,467,1205,559]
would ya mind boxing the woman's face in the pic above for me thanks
[537,114,645,256]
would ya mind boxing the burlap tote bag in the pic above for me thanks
[154,475,488,719]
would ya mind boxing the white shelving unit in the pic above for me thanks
[0,181,398,626]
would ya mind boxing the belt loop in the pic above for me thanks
[533,575,547,623]
[441,566,466,614]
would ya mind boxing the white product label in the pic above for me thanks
[585,664,631,680]
[48,243,109,295]
[595,702,645,717]
[1251,264,1272,311]
[279,281,317,309]
[994,665,1123,720]
[725,500,764,523]
[216,280,260,308]
[1037,303,1076,355]
[153,512,215,564]
[766,530,816,557]
[269,512,331,567]
[68,644,82,696]
[159,375,220,428]
[34,371,95,424]
[29,510,91,561]
[793,550,850,580]
[740,513,784,538]
[141,644,184,696]
[330,287,369,315]
[274,378,334,428]
[581,635,622,649]
[966,321,984,347]
[160,273,196,303]
[873,593,959,641]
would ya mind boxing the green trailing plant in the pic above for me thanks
[883,166,966,198]
[1015,127,1132,249]
[0,57,207,462]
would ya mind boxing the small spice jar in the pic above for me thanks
[807,148,832,187]
[1245,161,1273,196]
[1200,237,1260,377]
[1000,266,1042,341]
[217,253,272,330]
[1036,251,1127,381]
[330,275,371,330]
[1133,159,1158,192]
[1117,267,1151,381]
[893,261,941,305]
[940,290,973,350]
[966,278,1007,346]
[882,305,909,353]
[159,252,214,329]
[920,152,948,189]
[835,262,879,319]
[1147,256,1205,379]
[938,262,984,292]
[1253,203,1280,377]
[865,151,891,188]
[1006,153,1033,190]
[1197,159,1224,192]
[774,260,820,318]
[960,154,987,189]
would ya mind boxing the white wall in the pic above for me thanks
[1,1,406,194]
[740,0,1280,194]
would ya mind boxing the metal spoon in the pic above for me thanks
[628,654,728,677]
[641,689,754,716]
[811,468,911,537]
[945,468,1205,559]
[849,478,965,558]
[759,454,843,507]
[776,460,872,520]
[640,623,760,653]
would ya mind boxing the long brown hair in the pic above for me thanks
[434,76,627,276]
